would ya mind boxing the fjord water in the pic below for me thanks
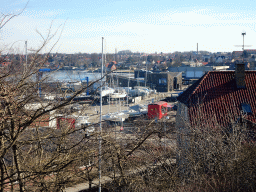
[42,70,102,82]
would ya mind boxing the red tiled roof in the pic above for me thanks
[245,49,256,51]
[233,51,243,53]
[107,63,116,70]
[178,71,256,127]
[1,62,11,66]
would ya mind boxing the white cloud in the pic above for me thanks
[2,5,256,53]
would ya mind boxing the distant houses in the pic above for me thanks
[106,61,117,72]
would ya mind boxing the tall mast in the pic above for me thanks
[127,68,130,109]
[242,32,246,63]
[115,48,117,62]
[25,41,27,73]
[145,61,147,87]
[99,37,104,192]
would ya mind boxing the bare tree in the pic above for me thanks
[0,7,106,191]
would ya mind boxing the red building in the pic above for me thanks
[148,101,168,119]
[29,114,50,128]
[57,117,75,129]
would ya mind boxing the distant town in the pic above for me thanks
[2,49,256,71]
[1,47,256,191]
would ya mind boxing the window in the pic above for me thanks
[159,78,167,85]
[241,103,253,115]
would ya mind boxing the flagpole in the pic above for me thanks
[98,37,104,192]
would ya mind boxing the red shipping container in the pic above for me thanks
[148,101,168,119]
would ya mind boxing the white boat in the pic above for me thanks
[110,91,127,99]
[139,108,148,115]
[102,112,129,122]
[102,87,115,97]
[122,109,141,117]
[128,89,139,97]
[102,113,114,121]
[129,104,148,115]
[61,81,82,91]
[75,116,91,128]
[96,87,115,97]
[134,86,153,96]
[44,94,55,100]
[73,82,82,91]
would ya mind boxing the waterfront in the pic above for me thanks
[43,70,103,83]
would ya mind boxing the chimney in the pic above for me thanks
[235,63,246,88]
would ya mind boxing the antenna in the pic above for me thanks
[242,32,246,63]
[234,32,252,63]
[242,32,246,51]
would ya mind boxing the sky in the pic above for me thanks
[1,0,256,54]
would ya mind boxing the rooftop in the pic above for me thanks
[178,71,256,126]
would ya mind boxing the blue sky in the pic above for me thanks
[1,0,256,54]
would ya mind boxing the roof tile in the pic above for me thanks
[178,71,256,126]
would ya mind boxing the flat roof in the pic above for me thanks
[149,101,167,105]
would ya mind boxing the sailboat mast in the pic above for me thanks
[145,62,147,87]
[25,41,27,72]
[127,68,130,109]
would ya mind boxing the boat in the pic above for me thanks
[61,81,82,92]
[110,90,127,99]
[130,104,148,115]
[102,112,129,122]
[95,86,115,97]
[75,116,91,128]
[122,109,141,117]
[102,87,115,97]
[134,86,154,96]
[59,94,93,103]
